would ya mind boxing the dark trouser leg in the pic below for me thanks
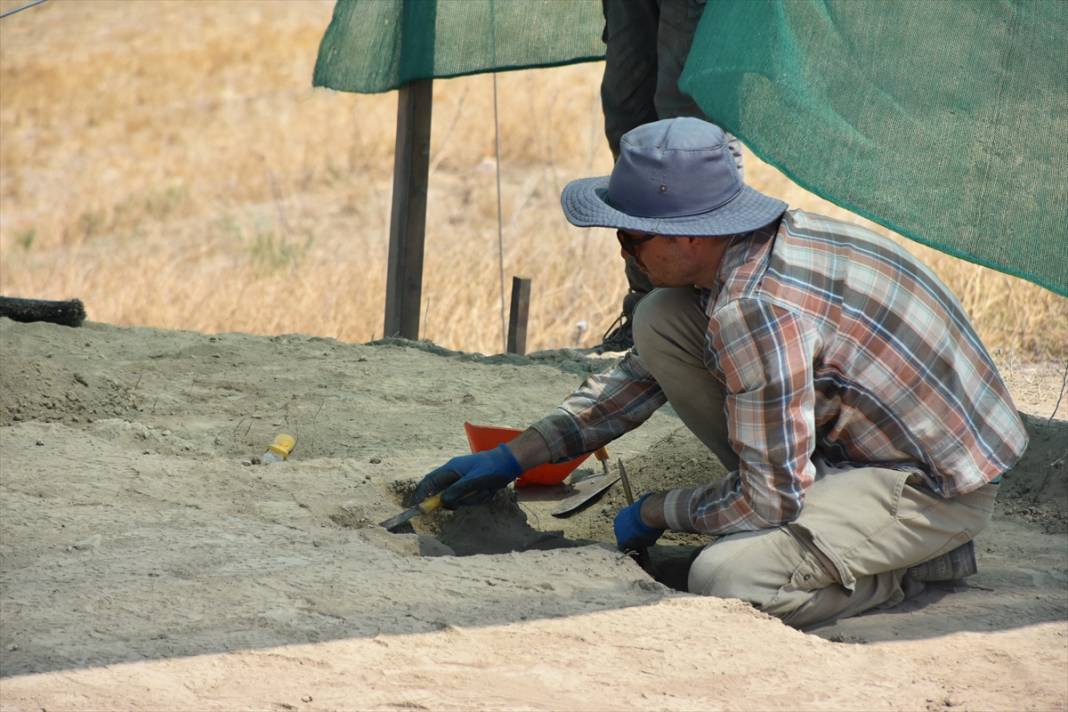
[654,0,744,171]
[598,0,660,350]
[601,0,659,161]
[599,0,742,351]
[594,258,654,352]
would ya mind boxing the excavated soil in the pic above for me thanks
[1,318,1065,711]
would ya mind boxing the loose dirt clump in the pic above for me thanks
[996,413,1068,533]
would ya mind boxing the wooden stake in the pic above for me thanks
[506,276,532,355]
[384,79,433,340]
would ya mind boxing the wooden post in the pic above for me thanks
[506,276,532,355]
[384,79,433,339]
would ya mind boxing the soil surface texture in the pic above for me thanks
[1,318,1066,710]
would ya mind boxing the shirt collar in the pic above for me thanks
[703,215,783,306]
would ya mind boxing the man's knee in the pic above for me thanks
[687,545,751,600]
[631,288,666,350]
[632,287,702,358]
[686,529,798,605]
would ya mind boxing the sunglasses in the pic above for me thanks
[616,229,657,258]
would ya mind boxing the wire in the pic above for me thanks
[0,0,47,20]
[1050,359,1068,423]
[492,73,507,353]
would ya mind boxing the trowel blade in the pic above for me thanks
[378,505,423,532]
[550,475,620,518]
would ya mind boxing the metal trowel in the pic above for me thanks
[551,445,618,517]
[550,473,620,517]
[379,493,444,532]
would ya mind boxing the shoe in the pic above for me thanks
[906,540,978,582]
[594,313,633,353]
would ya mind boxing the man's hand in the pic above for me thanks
[614,493,665,550]
[410,444,523,509]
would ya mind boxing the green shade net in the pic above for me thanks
[314,0,1067,296]
[681,0,1067,296]
[312,0,605,92]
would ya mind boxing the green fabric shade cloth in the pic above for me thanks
[682,0,1067,296]
[312,0,605,92]
[313,0,1068,296]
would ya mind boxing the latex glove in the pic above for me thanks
[614,494,664,551]
[410,445,523,509]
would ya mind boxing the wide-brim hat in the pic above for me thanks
[561,118,786,236]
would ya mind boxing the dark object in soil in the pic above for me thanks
[0,296,86,327]
[640,544,704,592]
[996,413,1068,534]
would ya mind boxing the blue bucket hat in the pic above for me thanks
[561,118,786,236]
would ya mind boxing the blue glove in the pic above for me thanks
[410,445,523,509]
[614,494,664,551]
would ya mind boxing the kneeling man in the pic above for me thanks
[413,118,1027,628]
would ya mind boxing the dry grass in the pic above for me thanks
[1,0,1064,359]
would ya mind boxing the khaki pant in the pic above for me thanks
[633,287,997,628]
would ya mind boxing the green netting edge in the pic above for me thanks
[312,55,605,94]
[724,126,1068,299]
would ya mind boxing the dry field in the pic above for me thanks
[1,0,1065,358]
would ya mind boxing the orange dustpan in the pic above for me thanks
[463,422,591,488]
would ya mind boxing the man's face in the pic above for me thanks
[617,229,700,288]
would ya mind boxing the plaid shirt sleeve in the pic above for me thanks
[529,351,667,462]
[663,297,818,535]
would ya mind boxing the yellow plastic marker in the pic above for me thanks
[261,433,296,464]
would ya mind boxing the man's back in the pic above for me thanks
[716,209,1028,497]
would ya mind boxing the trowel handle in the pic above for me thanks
[418,493,444,514]
[592,446,610,477]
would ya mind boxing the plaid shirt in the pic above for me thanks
[531,210,1028,535]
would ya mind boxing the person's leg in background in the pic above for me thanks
[599,0,659,352]
[601,0,659,161]
[597,0,742,352]
[653,0,743,171]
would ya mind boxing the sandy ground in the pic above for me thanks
[0,317,1066,711]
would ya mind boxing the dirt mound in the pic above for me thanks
[998,413,1068,533]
